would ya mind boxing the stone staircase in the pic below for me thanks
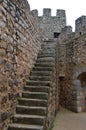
[7,41,56,130]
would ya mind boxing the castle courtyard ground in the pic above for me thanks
[52,107,86,130]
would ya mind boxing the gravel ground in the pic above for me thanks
[52,107,86,130]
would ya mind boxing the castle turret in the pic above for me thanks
[43,8,51,17]
[75,15,86,31]
[56,9,66,31]
[31,9,38,17]
[61,26,72,34]
[38,8,67,39]
[56,9,66,18]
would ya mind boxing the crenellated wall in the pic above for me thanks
[0,0,42,129]
[57,16,86,112]
[38,8,66,40]
[0,0,86,129]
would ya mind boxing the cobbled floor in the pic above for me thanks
[52,107,86,130]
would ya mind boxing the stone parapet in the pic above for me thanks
[38,8,66,39]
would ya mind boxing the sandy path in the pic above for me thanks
[52,107,86,130]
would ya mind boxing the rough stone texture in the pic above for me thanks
[6,41,58,130]
[0,0,41,129]
[0,0,86,130]
[57,16,86,112]
[38,9,66,40]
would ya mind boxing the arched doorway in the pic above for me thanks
[72,66,86,112]
[77,72,86,88]
[77,72,86,111]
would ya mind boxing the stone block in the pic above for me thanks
[1,96,7,104]
[1,112,8,121]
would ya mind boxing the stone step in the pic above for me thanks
[26,80,50,86]
[22,91,48,100]
[36,59,55,63]
[41,42,56,45]
[41,43,56,47]
[41,47,56,49]
[7,40,56,130]
[8,124,43,130]
[40,45,55,48]
[40,48,55,51]
[35,63,54,67]
[13,114,45,125]
[33,67,53,71]
[29,75,51,81]
[37,57,54,61]
[39,50,55,54]
[23,86,49,93]
[18,98,48,107]
[16,105,47,116]
[41,43,56,48]
[41,48,56,51]
[41,47,56,50]
[35,61,55,65]
[30,71,52,76]
[38,52,55,55]
[38,54,55,58]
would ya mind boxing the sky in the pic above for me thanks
[28,0,86,31]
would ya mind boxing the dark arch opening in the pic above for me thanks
[77,72,86,112]
[77,72,86,88]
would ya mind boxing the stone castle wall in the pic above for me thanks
[57,16,86,111]
[0,0,42,129]
[0,0,86,129]
[38,8,66,40]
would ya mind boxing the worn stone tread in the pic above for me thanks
[26,80,51,86]
[35,63,54,67]
[14,114,45,119]
[16,105,47,110]
[29,75,51,81]
[7,41,56,130]
[9,123,43,129]
[24,86,49,93]
[18,98,47,102]
[22,91,48,99]
[26,80,51,83]
[32,66,53,71]
[30,71,52,76]
[22,91,48,95]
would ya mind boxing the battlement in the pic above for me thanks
[75,15,86,31]
[43,8,51,17]
[31,9,38,17]
[29,6,86,39]
[56,9,66,18]
[61,26,72,34]
[42,8,66,18]
[38,8,66,39]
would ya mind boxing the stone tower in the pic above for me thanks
[38,8,66,40]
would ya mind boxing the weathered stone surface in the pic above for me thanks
[1,96,7,104]
[57,18,86,112]
[39,9,66,40]
[6,41,57,130]
[0,0,41,129]
[0,0,86,129]
[1,112,8,121]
